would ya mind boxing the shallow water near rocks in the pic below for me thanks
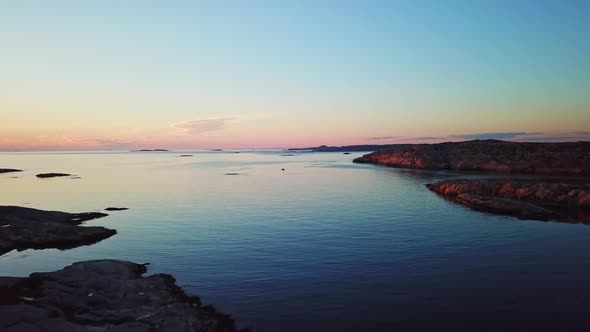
[1,150,590,331]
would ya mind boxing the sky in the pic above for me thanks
[1,0,589,151]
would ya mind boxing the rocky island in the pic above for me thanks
[353,140,590,176]
[105,207,129,211]
[0,169,22,174]
[131,149,170,152]
[36,173,72,178]
[0,206,113,256]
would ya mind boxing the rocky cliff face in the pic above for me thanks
[354,140,590,176]
[426,179,590,222]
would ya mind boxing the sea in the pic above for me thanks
[1,150,590,331]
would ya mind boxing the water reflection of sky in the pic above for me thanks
[2,151,590,332]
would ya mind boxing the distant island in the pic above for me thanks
[131,149,170,152]
[0,169,22,174]
[289,144,404,152]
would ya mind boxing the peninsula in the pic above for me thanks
[353,140,590,176]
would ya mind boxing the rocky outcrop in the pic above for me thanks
[0,169,22,174]
[354,140,590,176]
[36,173,72,178]
[426,179,590,222]
[0,260,249,332]
[0,206,114,255]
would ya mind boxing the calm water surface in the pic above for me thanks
[1,151,590,331]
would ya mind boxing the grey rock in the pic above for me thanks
[0,260,248,332]
[0,206,114,255]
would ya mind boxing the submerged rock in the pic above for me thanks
[0,169,22,174]
[354,140,590,176]
[180,155,194,157]
[0,260,250,332]
[0,206,114,255]
[426,179,590,222]
[224,173,240,176]
[36,173,71,178]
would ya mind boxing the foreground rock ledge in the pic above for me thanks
[354,140,590,176]
[0,206,115,255]
[0,260,249,332]
[426,179,590,222]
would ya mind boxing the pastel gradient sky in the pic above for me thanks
[1,1,589,150]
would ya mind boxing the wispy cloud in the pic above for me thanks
[174,118,235,135]
[449,132,543,140]
[367,136,399,141]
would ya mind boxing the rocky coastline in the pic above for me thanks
[0,260,247,332]
[353,139,590,176]
[0,206,249,331]
[0,169,22,174]
[352,140,590,222]
[426,179,590,222]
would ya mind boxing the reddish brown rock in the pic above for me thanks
[426,179,590,222]
[354,140,590,176]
